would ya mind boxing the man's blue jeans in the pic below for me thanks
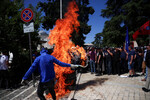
[145,66,148,79]
[90,60,95,73]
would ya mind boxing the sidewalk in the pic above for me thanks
[0,72,150,100]
[67,72,150,100]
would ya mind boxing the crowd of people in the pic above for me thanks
[0,44,150,95]
[85,44,150,92]
[85,45,150,78]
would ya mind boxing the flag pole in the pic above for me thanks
[60,0,62,19]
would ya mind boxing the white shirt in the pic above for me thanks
[9,52,13,63]
[0,55,8,70]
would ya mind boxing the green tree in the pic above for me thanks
[37,0,94,46]
[98,0,150,47]
[0,0,42,85]
[92,33,103,47]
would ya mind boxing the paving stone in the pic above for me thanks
[117,96,123,100]
[129,96,134,100]
[123,96,128,100]
[112,96,118,100]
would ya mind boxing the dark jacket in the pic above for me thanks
[146,50,150,68]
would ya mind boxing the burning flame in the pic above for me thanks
[47,0,87,98]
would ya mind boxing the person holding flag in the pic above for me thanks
[125,26,130,52]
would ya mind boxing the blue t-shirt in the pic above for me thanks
[128,50,135,62]
[23,51,71,83]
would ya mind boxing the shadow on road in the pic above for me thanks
[77,78,108,91]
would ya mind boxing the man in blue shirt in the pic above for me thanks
[128,46,135,77]
[21,48,82,100]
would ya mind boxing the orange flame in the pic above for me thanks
[47,0,86,98]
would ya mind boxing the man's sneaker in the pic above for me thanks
[142,87,149,92]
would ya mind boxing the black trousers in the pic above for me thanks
[37,79,56,100]
[113,61,120,75]
[120,58,126,73]
[97,61,102,74]
[0,70,9,88]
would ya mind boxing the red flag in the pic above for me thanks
[133,20,150,40]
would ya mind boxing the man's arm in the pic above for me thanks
[95,52,97,63]
[53,56,71,67]
[130,55,133,65]
[124,49,128,60]
[107,49,113,56]
[52,56,82,68]
[22,58,39,80]
[98,54,101,63]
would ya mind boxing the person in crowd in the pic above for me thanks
[141,67,148,81]
[48,48,54,55]
[96,48,103,76]
[105,47,113,75]
[21,48,84,100]
[0,51,9,89]
[141,47,147,76]
[142,44,150,92]
[102,48,106,74]
[134,48,139,72]
[120,47,128,74]
[32,50,39,61]
[85,47,91,72]
[127,46,135,77]
[113,48,121,75]
[137,48,143,72]
[89,47,96,74]
[95,48,98,73]
[103,48,107,74]
[134,48,143,72]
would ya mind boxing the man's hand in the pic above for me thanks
[107,49,110,52]
[21,79,28,86]
[71,64,79,68]
[71,64,87,68]
[130,61,132,65]
[78,65,84,68]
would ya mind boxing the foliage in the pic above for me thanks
[0,0,42,86]
[93,0,150,47]
[92,33,103,47]
[37,0,94,46]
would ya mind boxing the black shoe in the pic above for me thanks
[132,74,137,77]
[128,75,132,77]
[141,73,145,76]
[142,87,149,92]
[91,72,94,74]
[95,74,100,76]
